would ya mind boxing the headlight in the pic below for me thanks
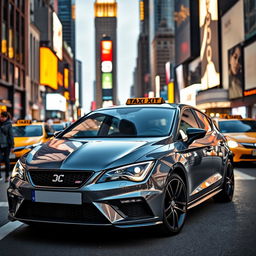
[11,160,26,180]
[97,161,155,183]
[227,140,239,148]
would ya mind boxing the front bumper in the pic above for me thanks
[230,147,256,162]
[7,173,165,228]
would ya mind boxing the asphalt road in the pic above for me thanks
[0,164,256,256]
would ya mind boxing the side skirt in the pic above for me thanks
[187,187,222,210]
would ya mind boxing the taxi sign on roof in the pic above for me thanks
[219,114,242,119]
[126,97,165,105]
[17,120,32,124]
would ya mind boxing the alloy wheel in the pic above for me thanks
[164,176,187,231]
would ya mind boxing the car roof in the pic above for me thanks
[13,122,45,126]
[95,103,188,112]
[214,118,255,122]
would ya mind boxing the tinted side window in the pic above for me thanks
[194,110,212,132]
[178,109,199,140]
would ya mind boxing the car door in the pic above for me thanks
[177,108,217,200]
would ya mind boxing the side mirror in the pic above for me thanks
[186,128,206,145]
[47,132,54,138]
[53,130,63,137]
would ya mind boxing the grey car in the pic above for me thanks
[8,99,234,235]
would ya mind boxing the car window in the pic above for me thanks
[194,110,212,132]
[218,120,256,133]
[13,125,43,137]
[62,107,176,138]
[178,109,199,140]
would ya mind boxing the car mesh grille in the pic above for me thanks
[240,143,256,149]
[110,199,153,219]
[16,201,108,224]
[29,170,93,188]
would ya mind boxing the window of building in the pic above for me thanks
[1,1,8,56]
[14,66,20,86]
[9,4,14,59]
[15,11,20,62]
[9,63,14,84]
[21,18,24,64]
[20,69,24,88]
[2,59,8,81]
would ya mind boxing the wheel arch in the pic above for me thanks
[168,163,189,194]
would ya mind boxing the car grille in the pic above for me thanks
[241,143,256,149]
[16,201,108,224]
[240,155,256,159]
[28,170,93,188]
[109,199,153,220]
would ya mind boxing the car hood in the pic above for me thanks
[25,137,169,171]
[225,132,256,143]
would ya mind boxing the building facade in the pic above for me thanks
[134,0,151,97]
[175,0,256,118]
[149,0,175,98]
[0,0,28,119]
[94,0,117,109]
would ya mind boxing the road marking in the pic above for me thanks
[234,170,256,180]
[0,221,23,241]
[0,202,8,207]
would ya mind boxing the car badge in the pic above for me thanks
[52,174,64,183]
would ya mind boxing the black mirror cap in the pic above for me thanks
[186,128,207,145]
[53,130,64,137]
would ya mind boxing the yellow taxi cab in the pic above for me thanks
[213,114,256,163]
[11,120,52,164]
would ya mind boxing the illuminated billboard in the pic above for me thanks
[221,0,244,90]
[64,68,69,89]
[244,41,256,92]
[40,47,58,90]
[244,0,256,40]
[101,40,112,61]
[102,73,112,89]
[101,61,112,72]
[53,12,63,60]
[228,44,243,99]
[174,0,191,65]
[102,73,113,100]
[200,0,220,90]
[46,93,66,112]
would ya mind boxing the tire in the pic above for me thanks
[213,160,234,202]
[158,173,187,236]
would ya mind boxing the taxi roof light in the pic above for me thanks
[126,97,165,105]
[218,114,242,119]
[17,120,32,124]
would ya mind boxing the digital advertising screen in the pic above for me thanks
[200,0,220,90]
[228,44,243,99]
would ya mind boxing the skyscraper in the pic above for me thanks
[149,0,175,97]
[58,0,76,55]
[94,0,117,108]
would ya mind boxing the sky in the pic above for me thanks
[76,0,140,112]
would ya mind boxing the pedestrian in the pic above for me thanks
[0,112,14,182]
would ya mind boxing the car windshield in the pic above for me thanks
[12,125,43,137]
[51,124,65,131]
[218,120,256,133]
[62,107,176,138]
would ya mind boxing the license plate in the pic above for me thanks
[9,153,16,159]
[252,150,256,156]
[32,191,82,205]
